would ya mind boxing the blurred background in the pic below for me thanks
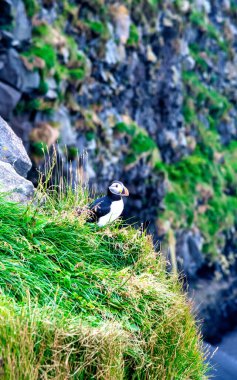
[1,0,237,377]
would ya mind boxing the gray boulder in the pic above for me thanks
[0,115,32,177]
[0,161,34,203]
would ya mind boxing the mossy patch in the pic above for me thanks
[30,141,48,157]
[23,0,38,18]
[127,24,139,47]
[131,131,156,154]
[183,71,231,118]
[68,67,86,81]
[18,15,89,117]
[189,10,229,51]
[22,43,57,70]
[114,121,158,166]
[84,19,109,39]
[114,121,137,136]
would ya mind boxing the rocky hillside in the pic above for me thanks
[1,0,237,341]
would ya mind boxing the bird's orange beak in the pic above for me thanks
[122,186,129,196]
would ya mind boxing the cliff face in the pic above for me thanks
[1,0,237,340]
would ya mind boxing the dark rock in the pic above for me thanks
[0,0,13,26]
[176,229,204,279]
[0,161,34,203]
[192,277,237,343]
[11,117,32,149]
[0,115,32,177]
[0,81,21,119]
[0,49,40,93]
[0,30,14,48]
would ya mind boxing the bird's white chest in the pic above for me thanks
[97,199,124,227]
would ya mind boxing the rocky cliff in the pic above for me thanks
[0,116,33,202]
[1,0,237,341]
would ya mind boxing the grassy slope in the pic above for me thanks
[0,190,207,379]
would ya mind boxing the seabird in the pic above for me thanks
[88,181,129,227]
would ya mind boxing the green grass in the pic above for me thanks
[0,186,207,379]
[114,121,157,166]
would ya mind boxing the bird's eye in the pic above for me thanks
[116,185,118,187]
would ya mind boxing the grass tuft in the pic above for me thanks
[0,181,207,378]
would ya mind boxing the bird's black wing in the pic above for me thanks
[88,196,111,222]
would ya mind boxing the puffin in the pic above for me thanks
[88,181,129,227]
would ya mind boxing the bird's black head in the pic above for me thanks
[107,181,129,198]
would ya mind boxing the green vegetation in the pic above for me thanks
[190,10,228,51]
[30,141,48,157]
[66,145,79,160]
[68,67,86,81]
[14,98,43,114]
[114,122,137,136]
[127,24,140,47]
[84,20,109,38]
[19,12,89,114]
[183,71,231,118]
[114,121,157,166]
[147,0,161,6]
[23,43,57,70]
[189,45,209,72]
[155,2,236,255]
[156,131,237,255]
[85,130,96,141]
[0,188,207,379]
[23,0,38,18]
[131,131,156,154]
[38,79,49,95]
[230,0,237,16]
